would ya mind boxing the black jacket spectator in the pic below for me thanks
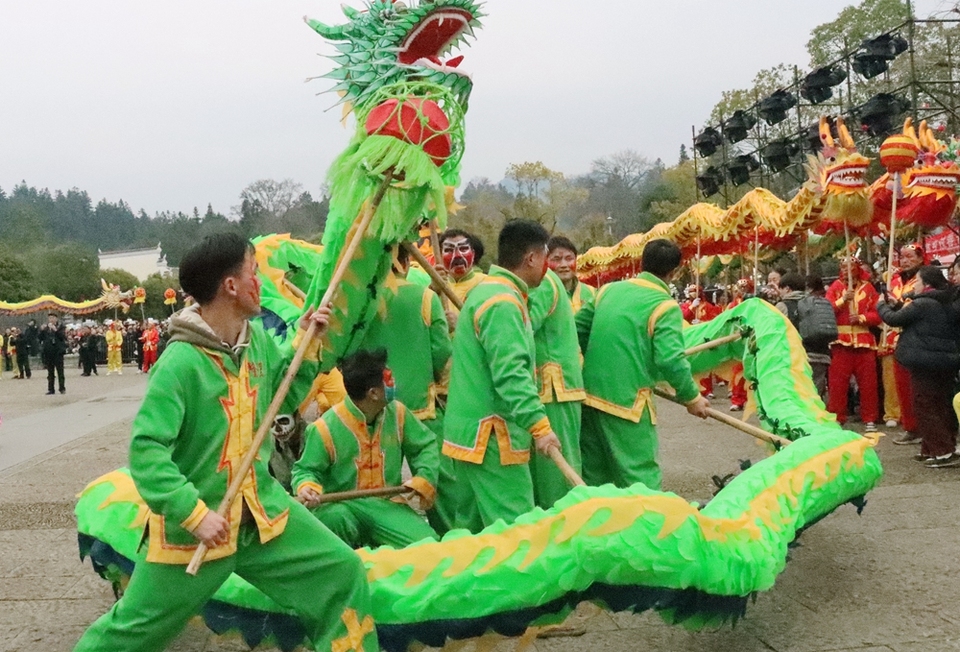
[39,323,68,364]
[878,288,960,371]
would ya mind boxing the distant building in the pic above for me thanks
[98,244,170,282]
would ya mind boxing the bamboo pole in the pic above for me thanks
[186,171,395,576]
[305,486,409,505]
[403,242,464,310]
[881,171,901,344]
[547,447,586,487]
[684,331,745,357]
[428,219,449,310]
[282,278,307,302]
[653,388,792,448]
[843,222,857,318]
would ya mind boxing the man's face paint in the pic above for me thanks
[383,368,396,403]
[441,237,475,279]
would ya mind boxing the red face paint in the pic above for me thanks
[441,239,474,278]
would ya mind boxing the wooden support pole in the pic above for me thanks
[683,331,745,357]
[403,242,464,310]
[547,447,586,487]
[308,486,409,505]
[653,388,792,448]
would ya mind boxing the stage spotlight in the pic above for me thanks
[801,66,847,105]
[696,166,725,197]
[725,154,760,186]
[722,110,758,144]
[858,93,910,137]
[758,90,798,125]
[694,127,723,157]
[761,139,800,172]
[852,33,908,79]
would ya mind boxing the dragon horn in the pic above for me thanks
[819,117,835,149]
[903,117,918,143]
[917,120,931,150]
[304,16,347,40]
[340,3,361,20]
[836,117,856,150]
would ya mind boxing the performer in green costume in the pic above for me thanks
[360,245,457,533]
[360,246,451,430]
[577,239,710,490]
[528,267,585,509]
[437,229,487,315]
[73,233,378,652]
[442,220,562,533]
[293,348,440,549]
[547,235,596,314]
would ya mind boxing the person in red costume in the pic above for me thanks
[727,279,754,411]
[879,244,923,441]
[140,319,160,373]
[826,257,882,432]
[681,284,722,398]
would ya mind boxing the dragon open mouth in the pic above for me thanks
[827,165,868,188]
[398,8,473,74]
[908,173,960,190]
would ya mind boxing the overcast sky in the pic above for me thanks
[0,0,949,217]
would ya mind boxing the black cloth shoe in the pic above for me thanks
[59,388,66,394]
[924,452,960,468]
[45,390,55,395]
[893,433,922,445]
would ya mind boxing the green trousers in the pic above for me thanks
[451,436,534,534]
[581,405,661,490]
[74,501,378,652]
[529,400,582,509]
[314,497,438,549]
[423,412,462,537]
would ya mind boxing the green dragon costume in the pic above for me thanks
[74,3,883,651]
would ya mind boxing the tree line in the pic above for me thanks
[0,179,329,305]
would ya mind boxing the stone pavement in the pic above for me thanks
[1,371,960,652]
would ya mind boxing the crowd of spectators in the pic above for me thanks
[683,250,960,469]
[0,316,171,386]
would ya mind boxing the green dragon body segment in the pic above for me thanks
[76,299,882,651]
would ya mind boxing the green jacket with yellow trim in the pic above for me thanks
[528,269,585,404]
[291,397,440,508]
[360,277,451,420]
[576,272,700,423]
[130,305,321,565]
[442,266,552,466]
[569,279,597,315]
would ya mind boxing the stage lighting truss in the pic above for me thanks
[761,139,801,173]
[696,166,726,197]
[722,110,758,144]
[800,65,847,105]
[856,93,911,137]
[725,154,761,186]
[757,90,798,126]
[694,127,724,157]
[852,33,909,80]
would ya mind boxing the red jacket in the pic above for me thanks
[681,299,721,324]
[826,280,881,349]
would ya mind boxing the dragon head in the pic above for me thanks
[870,119,960,230]
[810,117,874,231]
[306,0,483,116]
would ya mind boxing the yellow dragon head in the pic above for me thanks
[810,117,874,230]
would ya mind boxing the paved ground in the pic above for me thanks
[2,370,960,652]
